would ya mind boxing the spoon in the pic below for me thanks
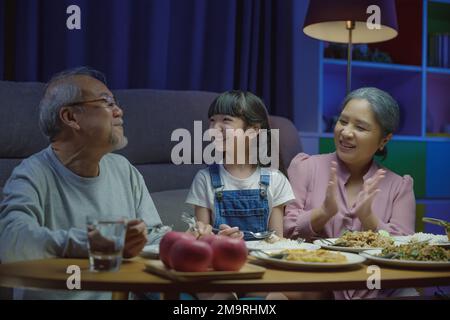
[211,228,276,240]
[243,230,277,240]
[182,212,277,240]
[312,237,348,246]
[251,249,287,259]
[422,217,450,229]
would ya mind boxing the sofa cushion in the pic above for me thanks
[269,115,303,170]
[114,89,218,165]
[0,159,23,191]
[150,189,194,232]
[135,163,205,193]
[0,81,47,158]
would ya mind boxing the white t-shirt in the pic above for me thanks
[186,165,295,223]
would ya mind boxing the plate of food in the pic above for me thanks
[360,242,450,269]
[313,230,395,253]
[393,233,450,248]
[250,248,366,270]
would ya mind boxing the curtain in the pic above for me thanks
[1,0,299,118]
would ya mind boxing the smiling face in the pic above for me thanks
[334,98,391,168]
[71,76,128,152]
[207,91,269,165]
[209,114,247,153]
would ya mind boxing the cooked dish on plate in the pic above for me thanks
[251,249,366,269]
[378,242,450,262]
[334,230,394,248]
[394,233,449,245]
[282,249,347,263]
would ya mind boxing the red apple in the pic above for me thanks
[211,236,248,271]
[159,231,196,268]
[198,234,219,245]
[170,239,213,272]
[198,234,219,267]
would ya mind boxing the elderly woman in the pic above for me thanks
[284,87,416,300]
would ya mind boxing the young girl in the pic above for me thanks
[186,90,295,244]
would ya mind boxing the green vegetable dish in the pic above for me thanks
[379,243,450,262]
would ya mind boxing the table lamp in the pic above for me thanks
[303,0,398,94]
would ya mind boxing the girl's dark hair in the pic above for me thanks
[208,90,270,129]
[208,90,285,174]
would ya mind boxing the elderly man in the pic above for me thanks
[0,67,164,299]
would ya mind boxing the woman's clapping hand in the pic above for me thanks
[354,169,385,219]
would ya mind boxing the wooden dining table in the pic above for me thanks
[0,256,449,299]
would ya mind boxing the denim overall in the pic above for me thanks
[209,164,271,241]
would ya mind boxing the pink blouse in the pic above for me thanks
[284,152,416,300]
[284,152,415,240]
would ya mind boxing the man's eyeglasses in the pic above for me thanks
[64,96,121,110]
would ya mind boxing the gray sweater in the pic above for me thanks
[0,146,162,299]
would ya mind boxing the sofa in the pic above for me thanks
[0,80,302,232]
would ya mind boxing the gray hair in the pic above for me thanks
[38,66,106,141]
[341,87,400,137]
[341,87,400,159]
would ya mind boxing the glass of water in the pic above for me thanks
[86,217,127,272]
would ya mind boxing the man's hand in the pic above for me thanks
[123,219,148,258]
[87,228,116,254]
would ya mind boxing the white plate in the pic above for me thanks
[140,242,320,260]
[313,238,385,253]
[250,250,366,270]
[360,249,450,269]
[393,236,450,248]
[246,240,320,251]
[140,244,159,259]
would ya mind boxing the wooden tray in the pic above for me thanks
[144,260,266,282]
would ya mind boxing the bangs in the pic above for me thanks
[207,93,244,118]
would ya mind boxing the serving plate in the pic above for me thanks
[360,249,450,269]
[313,238,385,253]
[250,249,366,270]
[246,240,320,251]
[140,244,160,259]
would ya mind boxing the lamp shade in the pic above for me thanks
[303,0,398,44]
